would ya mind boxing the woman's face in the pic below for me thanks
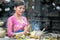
[15,5,25,16]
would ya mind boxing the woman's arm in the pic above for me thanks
[24,23,31,33]
[22,17,31,35]
[7,17,14,37]
[23,24,30,35]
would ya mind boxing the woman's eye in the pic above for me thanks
[19,7,25,9]
[19,7,22,9]
[23,8,25,9]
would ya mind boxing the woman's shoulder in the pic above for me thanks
[22,16,27,19]
[22,16,27,20]
[7,15,15,21]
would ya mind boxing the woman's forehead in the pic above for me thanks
[17,5,25,8]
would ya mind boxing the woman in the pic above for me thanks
[7,2,30,37]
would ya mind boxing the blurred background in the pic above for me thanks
[0,0,60,33]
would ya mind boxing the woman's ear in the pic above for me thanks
[14,7,16,10]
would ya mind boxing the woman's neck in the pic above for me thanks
[14,13,21,19]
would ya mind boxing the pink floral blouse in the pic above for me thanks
[7,15,28,37]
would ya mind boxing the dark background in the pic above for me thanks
[0,0,60,33]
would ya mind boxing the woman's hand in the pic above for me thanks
[23,23,31,35]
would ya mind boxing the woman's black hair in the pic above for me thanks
[14,1,24,7]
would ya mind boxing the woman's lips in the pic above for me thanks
[20,12,23,14]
